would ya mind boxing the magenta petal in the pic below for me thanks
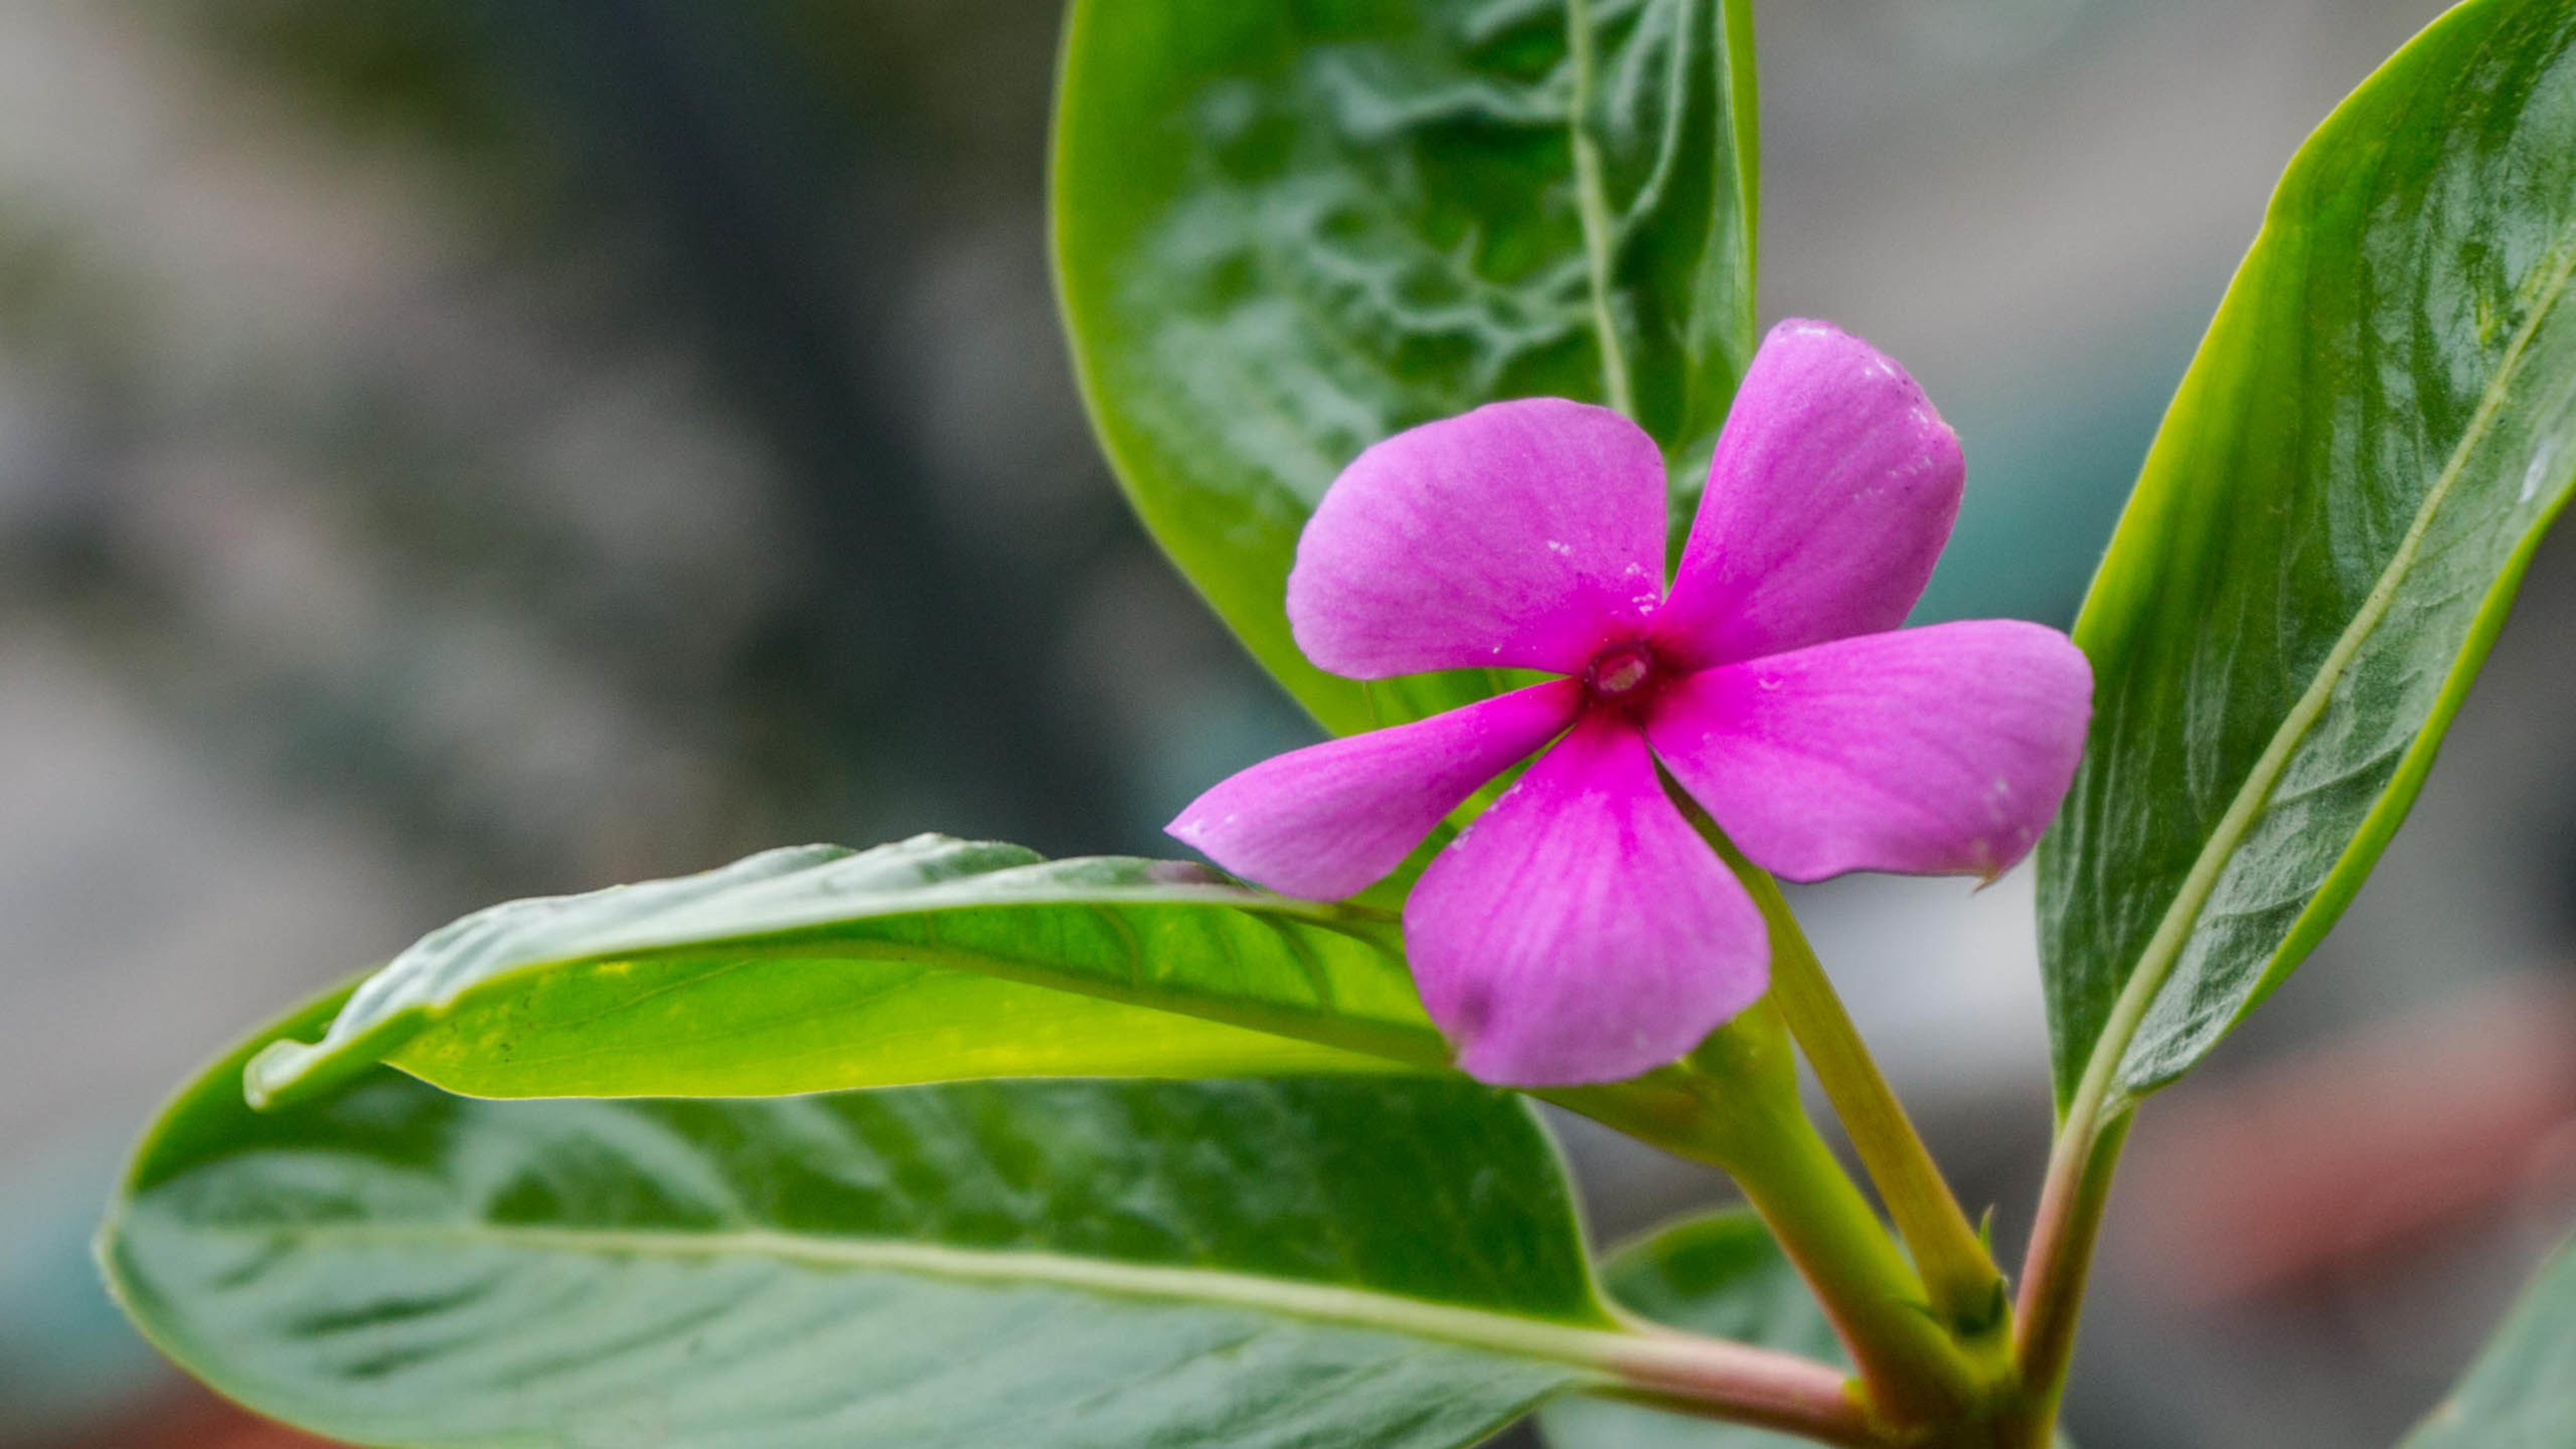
[1653,320,1965,668]
[1647,620,2093,882]
[1168,679,1584,901]
[1289,398,1668,678]
[1405,714,1769,1086]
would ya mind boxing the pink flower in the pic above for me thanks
[1170,320,2092,1087]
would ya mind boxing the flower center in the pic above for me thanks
[1585,641,1660,702]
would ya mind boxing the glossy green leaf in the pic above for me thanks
[1538,1210,1840,1449]
[248,835,1445,1108]
[2037,0,2576,1110]
[104,989,1632,1449]
[1054,0,1759,734]
[2401,1232,2576,1448]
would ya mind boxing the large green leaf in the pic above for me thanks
[104,989,1633,1449]
[1538,1211,1840,1449]
[2400,1232,2576,1447]
[1054,0,1759,734]
[2037,0,2576,1110]
[247,835,1444,1108]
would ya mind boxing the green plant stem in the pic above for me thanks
[1741,866,2011,1341]
[1725,1095,1976,1432]
[1556,1006,1984,1435]
[1690,816,2012,1351]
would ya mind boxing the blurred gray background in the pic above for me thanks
[8,2,2575,1446]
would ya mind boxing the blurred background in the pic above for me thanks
[5,0,2574,1445]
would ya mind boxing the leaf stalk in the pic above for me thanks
[2008,1088,2134,1442]
[1598,1334,1884,1447]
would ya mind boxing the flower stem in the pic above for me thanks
[1675,809,2013,1353]
[1727,851,2014,1346]
[1555,1004,1984,1434]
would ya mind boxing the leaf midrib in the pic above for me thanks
[1564,0,1635,419]
[455,933,1436,1057]
[257,900,1432,1105]
[518,879,1390,965]
[169,1217,1632,1374]
[2073,227,2576,1117]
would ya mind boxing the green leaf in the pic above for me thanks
[1054,0,1760,734]
[2400,1231,2576,1447]
[104,988,1632,1449]
[2037,0,2576,1110]
[1538,1210,1840,1449]
[247,835,1446,1108]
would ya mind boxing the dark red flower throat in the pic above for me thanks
[1583,638,1669,715]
